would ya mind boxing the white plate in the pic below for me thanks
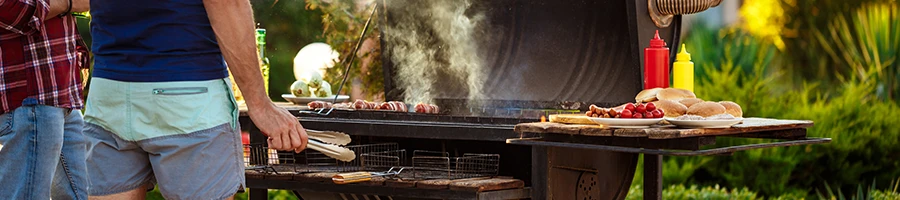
[588,117,663,128]
[281,94,350,105]
[666,118,744,128]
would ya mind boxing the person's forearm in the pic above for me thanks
[47,0,67,18]
[48,0,89,19]
[203,0,270,109]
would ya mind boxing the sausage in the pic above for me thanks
[307,101,331,109]
[392,102,408,112]
[414,103,428,113]
[430,105,440,114]
[353,99,367,110]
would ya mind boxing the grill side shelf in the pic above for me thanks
[514,118,814,139]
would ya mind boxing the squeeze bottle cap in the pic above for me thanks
[676,44,691,61]
[650,30,666,47]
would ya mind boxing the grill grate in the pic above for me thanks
[244,142,401,175]
[410,150,500,180]
[244,143,499,180]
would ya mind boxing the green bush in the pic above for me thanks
[146,187,297,200]
[667,7,900,195]
[626,184,759,200]
[693,36,900,197]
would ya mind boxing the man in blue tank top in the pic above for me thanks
[84,0,309,199]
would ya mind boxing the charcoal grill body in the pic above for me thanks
[379,0,680,199]
[382,0,682,103]
[245,0,684,199]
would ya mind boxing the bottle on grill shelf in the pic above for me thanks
[643,30,670,89]
[672,44,694,92]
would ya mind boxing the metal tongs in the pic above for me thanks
[305,129,356,162]
[332,167,404,184]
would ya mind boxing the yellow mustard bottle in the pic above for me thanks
[672,44,694,92]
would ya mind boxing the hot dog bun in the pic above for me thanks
[679,98,704,108]
[719,101,743,118]
[636,88,663,103]
[657,88,697,101]
[652,100,688,118]
[686,102,726,117]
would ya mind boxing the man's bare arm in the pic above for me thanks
[48,0,88,18]
[203,0,307,152]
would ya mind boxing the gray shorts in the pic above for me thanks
[83,78,245,199]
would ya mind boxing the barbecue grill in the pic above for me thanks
[241,0,829,199]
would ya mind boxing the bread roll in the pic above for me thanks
[686,102,726,117]
[719,101,743,117]
[635,88,663,103]
[657,88,697,101]
[652,100,688,118]
[679,98,704,108]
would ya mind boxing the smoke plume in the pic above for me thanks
[384,0,487,104]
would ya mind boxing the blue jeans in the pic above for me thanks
[0,98,89,200]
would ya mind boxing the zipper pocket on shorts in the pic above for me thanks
[152,87,209,95]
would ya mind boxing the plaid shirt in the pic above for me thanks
[0,0,84,114]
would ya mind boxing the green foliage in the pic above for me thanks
[817,179,900,200]
[682,22,777,81]
[813,3,900,101]
[146,187,297,200]
[778,0,899,100]
[669,7,900,195]
[250,0,325,100]
[687,42,900,196]
[626,184,759,200]
[304,0,384,100]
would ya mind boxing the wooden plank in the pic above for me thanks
[385,179,417,188]
[517,118,814,139]
[293,172,337,183]
[359,176,386,186]
[415,177,491,190]
[245,171,265,180]
[514,122,582,135]
[449,178,525,192]
[542,134,714,150]
[612,128,647,137]
[579,125,614,136]
[646,118,814,139]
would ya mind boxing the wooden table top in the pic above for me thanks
[514,118,813,139]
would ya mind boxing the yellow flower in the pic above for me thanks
[740,0,787,50]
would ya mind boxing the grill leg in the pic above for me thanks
[643,154,662,200]
[250,188,268,200]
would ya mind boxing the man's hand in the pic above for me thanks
[203,0,308,152]
[248,103,308,152]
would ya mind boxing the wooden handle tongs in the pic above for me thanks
[332,167,404,184]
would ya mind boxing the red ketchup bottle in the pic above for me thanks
[644,30,670,89]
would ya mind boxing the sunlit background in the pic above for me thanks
[74,0,899,199]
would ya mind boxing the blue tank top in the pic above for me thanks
[89,0,228,82]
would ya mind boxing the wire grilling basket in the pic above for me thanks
[244,142,499,181]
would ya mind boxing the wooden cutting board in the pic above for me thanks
[549,114,594,125]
